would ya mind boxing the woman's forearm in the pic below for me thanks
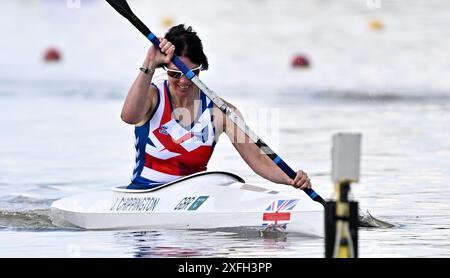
[236,141,289,184]
[250,153,290,184]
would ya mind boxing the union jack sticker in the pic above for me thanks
[262,199,299,226]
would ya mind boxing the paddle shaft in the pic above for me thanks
[106,0,326,207]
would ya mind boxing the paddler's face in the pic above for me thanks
[166,56,201,97]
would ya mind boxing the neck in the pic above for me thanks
[172,94,194,107]
[169,87,199,108]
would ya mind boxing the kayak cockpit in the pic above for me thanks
[113,171,246,193]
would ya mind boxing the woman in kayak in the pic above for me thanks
[121,24,312,191]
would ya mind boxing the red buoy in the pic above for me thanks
[43,48,61,62]
[291,54,310,68]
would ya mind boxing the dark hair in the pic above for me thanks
[164,24,209,70]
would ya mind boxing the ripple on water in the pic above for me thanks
[0,194,59,231]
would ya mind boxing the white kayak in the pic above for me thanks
[50,171,324,237]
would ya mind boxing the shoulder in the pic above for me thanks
[211,98,240,117]
[148,83,160,105]
[151,79,166,93]
[222,99,236,109]
[210,98,239,113]
[211,98,244,132]
[135,83,161,127]
[222,99,243,117]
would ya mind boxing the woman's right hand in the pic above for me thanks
[144,37,175,69]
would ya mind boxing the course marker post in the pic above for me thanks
[325,133,361,258]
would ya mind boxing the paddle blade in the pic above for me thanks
[106,0,151,37]
[106,0,132,17]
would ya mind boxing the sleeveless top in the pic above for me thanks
[129,80,216,188]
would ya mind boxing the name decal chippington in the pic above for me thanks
[110,196,160,212]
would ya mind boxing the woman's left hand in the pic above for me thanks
[288,170,312,190]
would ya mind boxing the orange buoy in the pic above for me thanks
[369,19,384,31]
[43,48,61,62]
[161,16,174,28]
[291,54,310,68]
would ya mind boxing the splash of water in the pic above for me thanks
[0,209,56,231]
[359,209,395,228]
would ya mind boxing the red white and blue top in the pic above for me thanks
[129,80,216,188]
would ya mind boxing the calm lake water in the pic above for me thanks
[1,0,450,258]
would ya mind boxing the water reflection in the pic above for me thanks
[115,227,292,258]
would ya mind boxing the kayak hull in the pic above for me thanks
[51,172,324,237]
